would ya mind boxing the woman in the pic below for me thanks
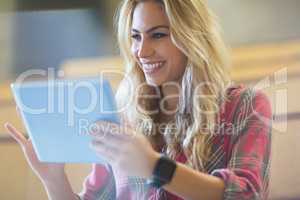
[5,0,272,199]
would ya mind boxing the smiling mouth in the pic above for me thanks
[142,61,165,74]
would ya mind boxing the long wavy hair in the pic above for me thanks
[115,0,231,171]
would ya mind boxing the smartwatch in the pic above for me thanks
[147,155,177,188]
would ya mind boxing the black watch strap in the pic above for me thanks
[147,155,177,188]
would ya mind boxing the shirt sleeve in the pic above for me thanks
[78,164,116,200]
[211,89,272,200]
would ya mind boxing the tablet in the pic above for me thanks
[11,77,119,163]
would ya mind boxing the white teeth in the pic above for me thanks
[143,62,164,70]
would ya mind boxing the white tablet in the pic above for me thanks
[11,77,119,163]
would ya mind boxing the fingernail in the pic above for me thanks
[4,122,10,128]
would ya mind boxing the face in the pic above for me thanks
[131,1,187,86]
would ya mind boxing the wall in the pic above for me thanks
[207,0,300,45]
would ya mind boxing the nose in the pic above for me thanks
[137,38,154,58]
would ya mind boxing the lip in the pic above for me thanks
[141,61,165,75]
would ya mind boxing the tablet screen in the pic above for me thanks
[11,77,119,163]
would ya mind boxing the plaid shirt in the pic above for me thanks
[78,85,272,200]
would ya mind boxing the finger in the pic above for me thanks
[15,106,26,125]
[91,121,128,141]
[91,128,131,148]
[95,151,115,164]
[90,139,119,158]
[92,135,124,149]
[90,139,118,152]
[4,122,27,146]
[16,106,21,117]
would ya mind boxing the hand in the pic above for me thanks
[90,121,160,179]
[4,110,65,183]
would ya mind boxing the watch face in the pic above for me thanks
[158,160,172,179]
[154,156,177,182]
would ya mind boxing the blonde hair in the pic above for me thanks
[115,0,231,171]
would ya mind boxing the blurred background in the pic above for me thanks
[0,0,299,199]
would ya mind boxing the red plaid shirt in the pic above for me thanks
[78,85,272,200]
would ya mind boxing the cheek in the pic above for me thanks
[166,49,187,79]
[163,41,186,63]
[131,43,139,58]
[168,48,187,69]
[178,53,187,68]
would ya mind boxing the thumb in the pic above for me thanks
[4,122,27,147]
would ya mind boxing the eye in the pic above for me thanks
[131,34,141,41]
[152,33,168,39]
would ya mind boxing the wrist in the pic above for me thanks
[41,172,77,200]
[41,170,67,187]
[146,151,160,179]
[147,154,177,188]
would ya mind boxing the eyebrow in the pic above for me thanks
[131,25,169,33]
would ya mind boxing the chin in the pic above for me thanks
[145,77,164,87]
